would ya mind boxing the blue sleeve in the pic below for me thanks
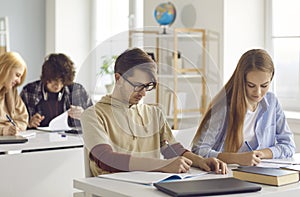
[192,105,228,158]
[268,97,296,158]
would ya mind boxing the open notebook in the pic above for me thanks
[98,170,208,185]
[37,111,71,132]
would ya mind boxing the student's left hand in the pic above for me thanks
[198,157,228,174]
[68,105,84,120]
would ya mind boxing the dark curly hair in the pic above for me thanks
[41,53,75,85]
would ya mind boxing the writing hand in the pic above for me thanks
[238,151,263,166]
[159,156,192,173]
[3,125,20,136]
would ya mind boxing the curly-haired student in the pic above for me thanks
[21,53,93,129]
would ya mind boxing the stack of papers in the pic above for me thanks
[17,130,36,138]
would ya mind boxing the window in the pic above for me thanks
[90,0,143,96]
[269,0,300,111]
[93,0,129,46]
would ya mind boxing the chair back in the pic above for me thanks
[84,147,92,177]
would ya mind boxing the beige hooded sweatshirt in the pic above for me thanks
[81,95,187,176]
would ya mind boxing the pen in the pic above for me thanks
[245,141,253,151]
[164,140,178,157]
[6,114,16,127]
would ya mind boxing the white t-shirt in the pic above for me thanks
[239,106,260,152]
[243,106,259,142]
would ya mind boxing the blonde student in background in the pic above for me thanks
[192,49,295,166]
[81,48,227,176]
[0,52,28,136]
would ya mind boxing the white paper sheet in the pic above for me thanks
[37,111,71,132]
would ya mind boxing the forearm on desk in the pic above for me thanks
[90,144,176,173]
[90,144,130,172]
[217,152,241,164]
[183,151,204,167]
[258,148,273,159]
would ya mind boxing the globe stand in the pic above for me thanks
[160,25,169,34]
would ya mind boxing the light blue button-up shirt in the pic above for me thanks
[192,92,295,159]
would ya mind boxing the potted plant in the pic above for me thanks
[99,55,117,93]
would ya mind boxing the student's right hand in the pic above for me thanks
[3,125,20,136]
[29,113,45,128]
[238,151,263,166]
[159,156,192,173]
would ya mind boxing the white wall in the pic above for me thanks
[46,0,91,91]
[0,0,46,86]
[223,0,265,83]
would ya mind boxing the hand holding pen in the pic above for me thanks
[163,140,192,173]
[243,141,264,166]
[4,114,20,136]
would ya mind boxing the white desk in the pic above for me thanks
[74,166,300,197]
[0,130,85,197]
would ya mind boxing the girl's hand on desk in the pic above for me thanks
[199,157,228,174]
[159,156,192,173]
[3,125,20,136]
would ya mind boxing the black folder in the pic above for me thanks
[154,177,261,197]
[0,136,28,144]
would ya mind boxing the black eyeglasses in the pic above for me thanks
[122,76,156,92]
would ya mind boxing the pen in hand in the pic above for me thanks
[6,114,16,127]
[245,141,253,151]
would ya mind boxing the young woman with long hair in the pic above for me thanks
[192,49,295,166]
[0,52,28,135]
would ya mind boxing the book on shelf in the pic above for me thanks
[98,170,207,185]
[232,166,299,186]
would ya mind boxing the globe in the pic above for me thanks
[154,2,176,33]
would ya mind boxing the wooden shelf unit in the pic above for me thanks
[128,28,217,129]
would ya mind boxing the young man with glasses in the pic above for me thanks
[81,48,227,176]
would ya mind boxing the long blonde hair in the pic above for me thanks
[0,52,27,92]
[193,49,274,152]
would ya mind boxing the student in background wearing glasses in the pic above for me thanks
[20,53,93,129]
[0,52,28,136]
[81,48,227,176]
[192,49,295,166]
